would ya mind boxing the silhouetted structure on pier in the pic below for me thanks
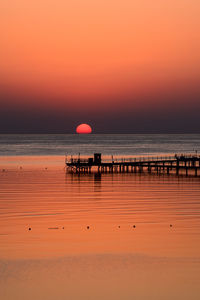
[66,153,200,177]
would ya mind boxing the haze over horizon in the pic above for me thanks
[1,0,200,133]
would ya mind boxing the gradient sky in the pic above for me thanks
[0,0,200,133]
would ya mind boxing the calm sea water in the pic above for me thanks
[0,134,200,300]
[0,134,200,156]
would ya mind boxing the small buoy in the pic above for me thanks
[170,224,172,227]
[20,166,22,170]
[28,227,31,231]
[45,167,48,170]
[87,226,90,229]
[118,226,120,228]
[133,225,136,228]
[2,169,5,172]
[62,227,64,229]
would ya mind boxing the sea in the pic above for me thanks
[0,134,200,300]
[0,133,200,156]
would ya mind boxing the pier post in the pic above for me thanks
[148,164,151,173]
[139,166,143,173]
[176,167,179,175]
[176,160,179,175]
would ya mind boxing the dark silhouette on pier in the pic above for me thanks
[66,153,200,177]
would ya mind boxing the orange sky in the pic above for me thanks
[0,0,200,113]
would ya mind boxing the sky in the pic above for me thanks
[0,0,200,133]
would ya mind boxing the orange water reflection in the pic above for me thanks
[0,156,200,299]
[0,156,200,259]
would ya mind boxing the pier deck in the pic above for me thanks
[66,153,200,176]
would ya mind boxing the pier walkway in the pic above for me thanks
[65,153,200,176]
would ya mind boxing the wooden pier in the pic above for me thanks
[65,153,200,177]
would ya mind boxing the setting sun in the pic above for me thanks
[76,124,92,134]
